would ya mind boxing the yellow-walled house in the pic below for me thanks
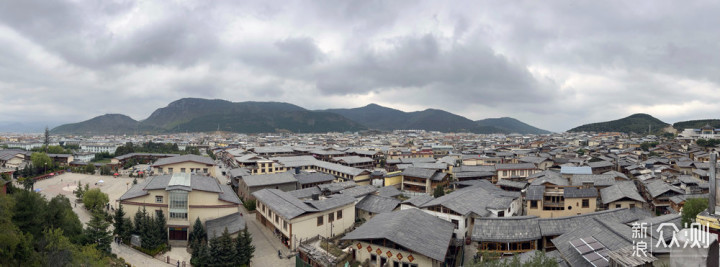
[152,154,217,177]
[252,189,356,250]
[117,173,242,243]
[342,209,455,267]
[599,181,646,210]
[525,185,598,218]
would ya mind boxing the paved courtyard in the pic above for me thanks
[33,171,294,267]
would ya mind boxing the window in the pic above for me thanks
[181,168,186,173]
[451,219,459,229]
[203,168,208,173]
[275,215,279,224]
[168,168,174,173]
[498,211,505,217]
[156,196,163,203]
[283,221,288,230]
[582,199,590,208]
[337,210,343,219]
[169,190,188,219]
[530,200,538,208]
[317,216,323,226]
[630,204,636,208]
[157,167,163,173]
[329,213,335,222]
[567,205,573,210]
[615,204,621,209]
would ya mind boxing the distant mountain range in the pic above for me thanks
[568,113,670,134]
[324,104,550,134]
[50,98,552,135]
[52,98,366,135]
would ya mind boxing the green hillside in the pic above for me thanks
[568,113,669,134]
[673,119,720,130]
[476,117,551,134]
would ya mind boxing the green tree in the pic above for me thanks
[73,181,85,199]
[210,228,236,266]
[193,241,212,267]
[236,228,254,266]
[12,190,48,238]
[0,194,37,266]
[243,199,256,211]
[31,152,53,174]
[40,228,75,266]
[45,195,83,243]
[189,217,207,247]
[85,211,112,253]
[82,188,109,212]
[100,165,112,176]
[44,127,50,151]
[682,198,709,226]
[433,185,445,198]
[20,177,35,191]
[84,163,96,174]
[113,204,129,242]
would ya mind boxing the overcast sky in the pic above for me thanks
[1,0,719,132]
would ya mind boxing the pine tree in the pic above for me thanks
[196,241,212,267]
[213,228,236,266]
[208,232,221,266]
[44,127,50,152]
[113,204,127,242]
[189,217,206,246]
[154,210,167,247]
[85,211,112,253]
[133,208,144,235]
[236,228,254,266]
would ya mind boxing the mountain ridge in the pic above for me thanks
[568,113,669,134]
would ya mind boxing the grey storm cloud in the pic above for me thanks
[0,0,719,132]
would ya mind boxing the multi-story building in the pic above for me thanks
[117,173,242,243]
[252,189,356,250]
[525,185,598,218]
[152,155,217,177]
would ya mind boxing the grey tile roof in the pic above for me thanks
[402,194,434,207]
[119,174,237,204]
[518,156,550,165]
[678,175,704,185]
[252,189,317,220]
[496,179,528,189]
[206,212,246,239]
[411,162,449,170]
[588,161,614,168]
[287,187,322,199]
[333,156,374,164]
[339,185,377,198]
[400,167,438,179]
[421,182,519,216]
[538,208,652,236]
[295,173,336,185]
[304,194,355,212]
[632,213,682,241]
[355,195,401,214]
[571,174,617,187]
[526,185,545,201]
[317,181,356,193]
[455,165,496,173]
[152,154,215,166]
[563,187,598,198]
[114,153,180,161]
[496,163,537,170]
[341,209,455,262]
[218,184,241,204]
[228,168,250,178]
[668,193,707,205]
[642,179,684,198]
[560,166,592,175]
[471,216,541,242]
[242,172,298,187]
[600,181,645,204]
[454,171,495,179]
[602,170,629,180]
[376,186,402,197]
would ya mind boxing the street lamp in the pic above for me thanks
[44,162,47,174]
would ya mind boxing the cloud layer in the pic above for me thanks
[1,0,719,132]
